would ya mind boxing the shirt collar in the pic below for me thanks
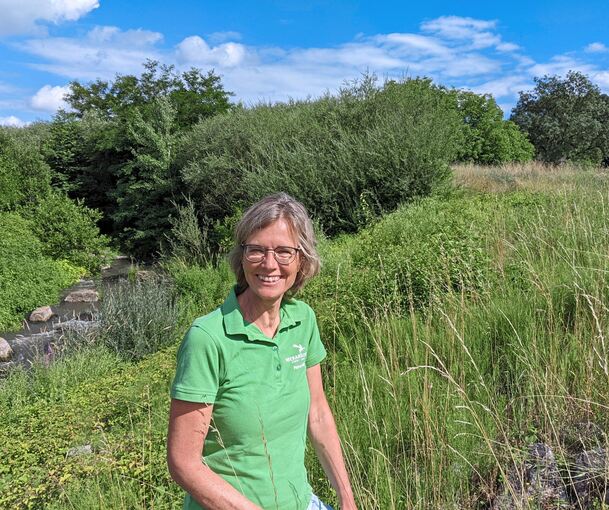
[221,286,302,343]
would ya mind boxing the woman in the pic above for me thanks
[167,193,357,510]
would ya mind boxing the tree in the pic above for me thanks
[44,60,233,258]
[65,60,232,129]
[112,97,180,258]
[511,71,609,164]
[449,90,533,164]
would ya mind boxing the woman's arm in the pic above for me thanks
[306,365,357,510]
[167,399,262,510]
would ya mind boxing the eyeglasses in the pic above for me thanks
[241,244,300,265]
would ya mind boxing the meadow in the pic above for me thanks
[1,162,609,509]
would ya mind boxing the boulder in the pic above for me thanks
[66,444,93,457]
[493,443,570,509]
[29,306,54,322]
[0,337,13,361]
[64,289,99,303]
[573,447,609,507]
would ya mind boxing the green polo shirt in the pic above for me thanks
[171,287,327,510]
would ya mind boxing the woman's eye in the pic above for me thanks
[275,249,292,257]
[250,248,265,256]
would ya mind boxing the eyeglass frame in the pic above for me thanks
[240,244,301,265]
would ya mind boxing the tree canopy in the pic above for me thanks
[449,90,533,164]
[65,59,233,129]
[511,71,609,164]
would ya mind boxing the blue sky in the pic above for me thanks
[1,0,609,126]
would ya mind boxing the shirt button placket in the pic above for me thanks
[273,345,281,375]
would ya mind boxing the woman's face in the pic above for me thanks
[242,219,300,305]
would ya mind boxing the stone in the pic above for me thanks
[66,444,93,457]
[0,337,13,361]
[136,270,154,281]
[573,447,609,507]
[29,306,54,322]
[493,443,570,509]
[64,289,99,303]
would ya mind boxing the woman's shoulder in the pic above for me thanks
[187,307,225,343]
[282,296,317,322]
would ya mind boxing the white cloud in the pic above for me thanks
[0,0,98,36]
[30,84,70,112]
[528,55,594,77]
[378,33,451,57]
[19,26,165,79]
[496,42,520,52]
[591,71,609,90]
[585,42,609,53]
[176,36,246,67]
[470,75,532,98]
[421,16,500,49]
[0,115,27,127]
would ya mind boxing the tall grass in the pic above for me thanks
[2,165,609,508]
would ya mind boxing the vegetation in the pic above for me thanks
[0,131,109,330]
[4,63,609,508]
[180,77,462,246]
[449,90,534,164]
[44,61,234,259]
[2,164,609,509]
[37,67,537,260]
[511,71,609,164]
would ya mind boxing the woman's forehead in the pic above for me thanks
[246,218,299,244]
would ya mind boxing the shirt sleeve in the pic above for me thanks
[306,306,327,368]
[171,325,222,403]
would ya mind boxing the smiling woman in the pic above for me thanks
[167,193,357,510]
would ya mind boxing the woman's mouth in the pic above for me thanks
[257,275,281,283]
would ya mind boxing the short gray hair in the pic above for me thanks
[228,193,320,296]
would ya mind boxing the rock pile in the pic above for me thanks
[493,439,609,509]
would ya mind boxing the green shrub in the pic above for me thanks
[0,130,52,211]
[0,212,84,331]
[449,90,534,164]
[98,274,181,360]
[166,258,235,319]
[179,76,462,244]
[19,192,110,272]
[301,193,500,337]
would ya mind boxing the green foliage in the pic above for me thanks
[165,258,235,319]
[180,76,461,240]
[511,71,609,164]
[98,274,181,360]
[3,174,609,508]
[0,130,52,211]
[111,97,181,258]
[66,60,232,129]
[0,213,84,331]
[450,90,534,164]
[43,60,234,258]
[18,192,109,272]
[301,193,499,337]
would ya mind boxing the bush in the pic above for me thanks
[0,213,84,331]
[0,130,52,211]
[511,71,609,164]
[165,258,235,319]
[98,274,181,360]
[19,192,110,273]
[300,193,500,337]
[449,90,534,164]
[179,76,462,243]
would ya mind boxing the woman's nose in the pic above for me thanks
[260,250,279,268]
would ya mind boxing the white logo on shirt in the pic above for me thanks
[285,344,307,369]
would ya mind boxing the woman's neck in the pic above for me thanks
[237,288,282,338]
